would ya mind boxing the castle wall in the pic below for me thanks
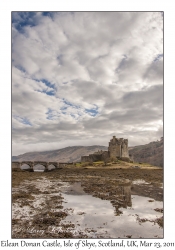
[121,140,129,157]
[109,144,121,158]
[81,156,91,162]
[108,136,129,159]
[81,154,103,162]
[81,151,109,162]
[81,136,129,163]
[101,151,109,161]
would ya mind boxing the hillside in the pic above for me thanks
[12,138,163,167]
[12,145,108,163]
[129,138,163,167]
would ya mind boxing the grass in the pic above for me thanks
[93,161,104,164]
[75,162,82,167]
[72,159,161,169]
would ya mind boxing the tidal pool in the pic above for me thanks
[60,182,163,238]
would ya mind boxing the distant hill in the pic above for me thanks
[12,138,163,167]
[129,138,163,167]
[12,145,108,163]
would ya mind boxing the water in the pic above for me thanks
[132,179,149,185]
[12,177,163,239]
[60,182,163,238]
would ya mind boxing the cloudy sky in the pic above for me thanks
[12,11,163,156]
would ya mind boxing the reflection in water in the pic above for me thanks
[122,185,132,207]
[33,164,45,172]
[62,182,87,195]
[61,181,163,238]
[109,182,132,215]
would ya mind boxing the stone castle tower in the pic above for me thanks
[81,135,130,162]
[108,136,129,159]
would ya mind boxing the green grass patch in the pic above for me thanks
[75,163,82,166]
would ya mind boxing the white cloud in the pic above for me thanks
[12,12,163,155]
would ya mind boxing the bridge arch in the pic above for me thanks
[48,162,59,169]
[12,161,60,171]
[20,163,31,170]
[33,162,48,168]
[21,161,34,169]
[48,164,56,171]
[33,164,46,172]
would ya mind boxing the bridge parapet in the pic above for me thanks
[12,161,60,170]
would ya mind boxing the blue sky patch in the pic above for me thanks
[63,99,73,107]
[85,106,99,117]
[32,78,55,90]
[46,108,56,120]
[12,12,38,33]
[115,54,128,73]
[42,12,54,19]
[41,89,55,96]
[15,65,26,73]
[29,78,56,96]
[35,79,56,96]
[63,99,80,109]
[41,79,55,89]
[14,115,32,126]
[21,117,32,126]
[60,106,67,110]
[36,88,55,96]
[154,54,163,62]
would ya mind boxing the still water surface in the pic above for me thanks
[60,182,163,238]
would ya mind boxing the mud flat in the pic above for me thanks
[12,166,163,238]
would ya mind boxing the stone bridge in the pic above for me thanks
[12,161,61,171]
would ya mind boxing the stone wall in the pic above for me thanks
[129,154,134,162]
[12,162,21,169]
[81,151,109,162]
[81,156,91,162]
[81,136,130,162]
[81,154,103,162]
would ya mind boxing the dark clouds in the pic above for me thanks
[12,12,163,155]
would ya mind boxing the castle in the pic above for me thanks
[108,136,129,158]
[81,136,130,162]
